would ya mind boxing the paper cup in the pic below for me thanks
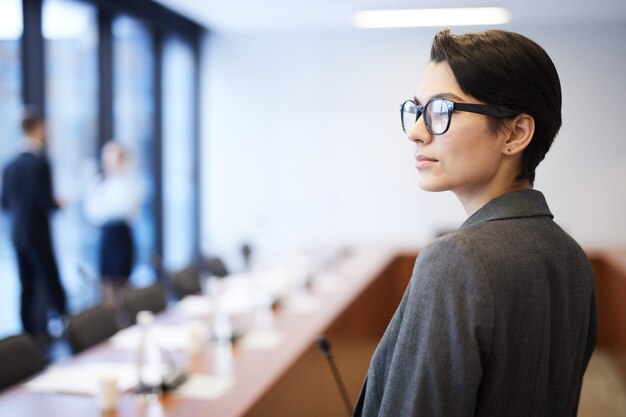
[96,374,119,411]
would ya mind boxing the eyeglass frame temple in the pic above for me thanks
[451,102,517,118]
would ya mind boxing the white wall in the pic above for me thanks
[200,22,626,263]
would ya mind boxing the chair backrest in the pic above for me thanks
[172,265,202,299]
[205,256,229,278]
[122,284,167,324]
[68,305,119,354]
[0,334,44,391]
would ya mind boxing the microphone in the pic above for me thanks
[316,335,352,416]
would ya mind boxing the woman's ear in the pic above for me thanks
[502,114,534,156]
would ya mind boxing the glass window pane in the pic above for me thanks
[112,15,156,285]
[43,0,99,310]
[0,0,23,338]
[162,36,196,271]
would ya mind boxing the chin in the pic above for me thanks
[417,177,449,192]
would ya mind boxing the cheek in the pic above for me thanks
[442,134,501,179]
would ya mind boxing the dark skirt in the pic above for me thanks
[99,221,134,280]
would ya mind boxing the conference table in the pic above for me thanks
[1,246,624,417]
[0,247,416,417]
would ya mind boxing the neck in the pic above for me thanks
[24,135,44,154]
[455,179,532,217]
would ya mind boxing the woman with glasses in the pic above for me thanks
[353,28,597,417]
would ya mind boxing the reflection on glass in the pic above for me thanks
[162,36,196,271]
[0,0,23,338]
[112,15,156,285]
[44,0,99,310]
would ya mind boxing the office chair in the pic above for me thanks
[122,284,167,324]
[67,305,119,354]
[0,334,45,391]
[171,265,202,299]
[204,256,229,278]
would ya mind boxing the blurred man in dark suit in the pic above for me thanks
[1,107,67,340]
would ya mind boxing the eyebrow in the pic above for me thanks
[413,92,464,105]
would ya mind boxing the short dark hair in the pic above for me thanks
[21,106,45,134]
[430,28,562,185]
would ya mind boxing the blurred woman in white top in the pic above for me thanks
[85,141,144,305]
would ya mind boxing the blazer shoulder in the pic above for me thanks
[419,226,491,265]
[415,232,493,292]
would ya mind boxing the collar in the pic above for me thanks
[460,189,553,229]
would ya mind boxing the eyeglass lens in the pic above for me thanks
[401,101,420,134]
[402,98,451,135]
[427,99,450,134]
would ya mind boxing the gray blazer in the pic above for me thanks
[354,189,597,417]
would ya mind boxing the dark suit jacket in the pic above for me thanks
[1,151,58,248]
[354,189,597,417]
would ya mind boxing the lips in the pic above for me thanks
[415,154,438,169]
[416,155,438,162]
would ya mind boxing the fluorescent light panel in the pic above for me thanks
[354,7,511,29]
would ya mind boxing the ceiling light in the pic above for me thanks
[354,7,511,29]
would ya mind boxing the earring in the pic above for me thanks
[507,148,511,152]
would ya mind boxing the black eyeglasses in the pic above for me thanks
[400,97,517,135]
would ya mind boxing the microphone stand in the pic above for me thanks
[316,335,352,417]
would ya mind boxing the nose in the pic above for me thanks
[406,115,432,144]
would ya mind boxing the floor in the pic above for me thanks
[578,349,626,417]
